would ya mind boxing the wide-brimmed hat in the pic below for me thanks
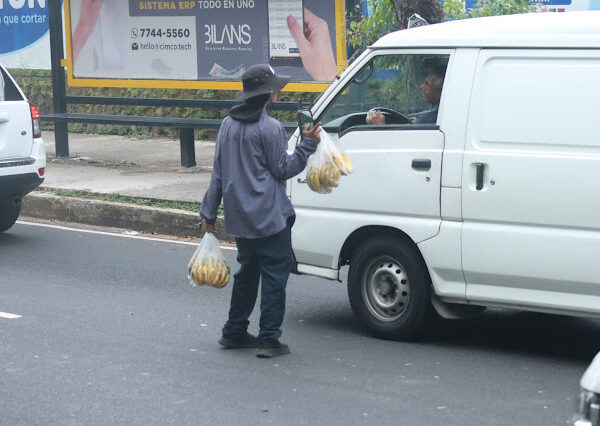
[235,64,290,102]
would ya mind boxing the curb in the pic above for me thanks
[21,191,233,241]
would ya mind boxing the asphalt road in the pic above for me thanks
[2,221,599,426]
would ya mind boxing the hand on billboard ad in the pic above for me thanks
[287,8,337,82]
[73,0,106,62]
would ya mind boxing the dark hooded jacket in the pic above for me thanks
[200,96,318,238]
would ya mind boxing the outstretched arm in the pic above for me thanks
[262,122,322,182]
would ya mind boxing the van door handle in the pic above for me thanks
[412,159,431,171]
[475,163,484,190]
[0,113,9,123]
[297,178,307,184]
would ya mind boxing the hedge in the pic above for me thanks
[8,68,318,139]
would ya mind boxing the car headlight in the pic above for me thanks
[574,389,600,426]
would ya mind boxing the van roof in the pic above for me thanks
[372,11,600,49]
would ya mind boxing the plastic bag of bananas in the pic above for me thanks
[188,233,230,288]
[305,130,354,194]
[332,138,354,176]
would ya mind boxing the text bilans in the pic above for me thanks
[204,24,251,45]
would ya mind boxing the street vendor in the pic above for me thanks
[200,64,322,358]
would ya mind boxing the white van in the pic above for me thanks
[288,12,600,340]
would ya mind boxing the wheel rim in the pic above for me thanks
[361,256,410,322]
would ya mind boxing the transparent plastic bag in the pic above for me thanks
[306,130,342,194]
[321,130,353,176]
[188,233,230,288]
[332,138,354,175]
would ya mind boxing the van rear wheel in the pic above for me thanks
[0,200,21,233]
[348,236,432,340]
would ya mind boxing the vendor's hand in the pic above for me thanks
[366,110,386,125]
[204,223,217,234]
[302,122,322,142]
[287,8,338,81]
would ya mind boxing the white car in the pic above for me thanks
[574,352,600,426]
[0,65,46,232]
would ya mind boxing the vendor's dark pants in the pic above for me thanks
[222,217,294,341]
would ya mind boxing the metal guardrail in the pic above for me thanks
[42,100,303,167]
[64,96,307,111]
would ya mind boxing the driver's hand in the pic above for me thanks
[366,109,386,125]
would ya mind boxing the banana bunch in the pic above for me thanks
[307,162,341,193]
[331,151,354,175]
[188,257,230,288]
[306,149,354,193]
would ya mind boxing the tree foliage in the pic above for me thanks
[348,0,536,50]
[391,0,444,30]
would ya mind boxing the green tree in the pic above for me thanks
[348,0,535,50]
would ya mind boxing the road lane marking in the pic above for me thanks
[16,220,237,251]
[0,312,22,319]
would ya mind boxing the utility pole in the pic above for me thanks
[48,0,69,157]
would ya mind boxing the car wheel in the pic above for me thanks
[0,200,21,233]
[348,236,433,340]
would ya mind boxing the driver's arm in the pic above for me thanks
[366,109,386,125]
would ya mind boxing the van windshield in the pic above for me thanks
[318,53,449,128]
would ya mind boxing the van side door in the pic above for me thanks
[462,49,600,315]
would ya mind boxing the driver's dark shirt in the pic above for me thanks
[414,108,438,124]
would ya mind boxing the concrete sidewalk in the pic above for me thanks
[41,131,215,202]
[21,131,228,238]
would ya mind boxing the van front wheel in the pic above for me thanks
[348,236,432,340]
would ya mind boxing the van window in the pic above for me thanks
[319,54,449,129]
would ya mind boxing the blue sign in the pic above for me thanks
[0,0,49,56]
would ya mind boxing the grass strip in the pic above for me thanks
[44,188,224,215]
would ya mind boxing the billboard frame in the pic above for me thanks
[63,0,346,92]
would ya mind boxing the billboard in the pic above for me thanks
[65,0,347,92]
[0,0,50,69]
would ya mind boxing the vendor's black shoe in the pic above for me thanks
[256,339,290,358]
[219,332,258,349]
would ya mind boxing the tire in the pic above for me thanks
[0,200,21,233]
[347,236,433,341]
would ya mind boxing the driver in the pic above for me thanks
[366,65,446,125]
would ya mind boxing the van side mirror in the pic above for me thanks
[297,109,314,131]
